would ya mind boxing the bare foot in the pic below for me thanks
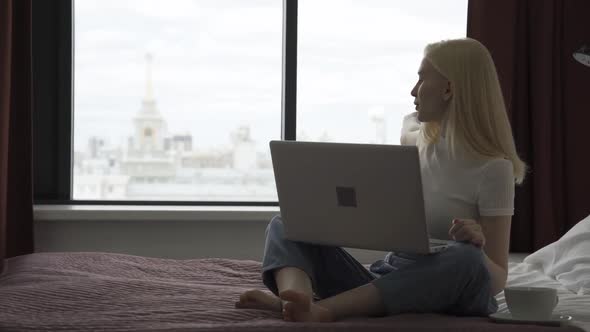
[280,289,333,322]
[235,289,282,311]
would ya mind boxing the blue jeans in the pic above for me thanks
[261,215,498,316]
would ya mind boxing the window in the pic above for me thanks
[297,0,468,144]
[72,0,282,202]
[33,0,468,205]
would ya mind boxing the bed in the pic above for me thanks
[0,251,588,332]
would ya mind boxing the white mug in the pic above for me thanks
[504,286,559,320]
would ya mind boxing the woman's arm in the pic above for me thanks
[479,215,512,296]
[400,112,420,145]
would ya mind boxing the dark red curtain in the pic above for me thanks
[0,0,34,273]
[467,0,590,252]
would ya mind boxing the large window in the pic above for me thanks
[73,1,282,201]
[34,0,468,204]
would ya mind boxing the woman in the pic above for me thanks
[235,37,526,323]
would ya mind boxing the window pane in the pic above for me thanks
[297,0,468,144]
[73,0,282,201]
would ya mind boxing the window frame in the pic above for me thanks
[32,0,298,206]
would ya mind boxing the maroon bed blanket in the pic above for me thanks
[0,252,583,331]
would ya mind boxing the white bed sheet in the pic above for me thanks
[497,254,590,331]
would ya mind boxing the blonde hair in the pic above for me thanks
[421,38,526,184]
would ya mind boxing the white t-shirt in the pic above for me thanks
[401,113,515,240]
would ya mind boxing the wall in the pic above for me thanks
[34,219,389,264]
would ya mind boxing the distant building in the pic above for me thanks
[166,134,192,152]
[121,53,175,182]
[231,125,257,171]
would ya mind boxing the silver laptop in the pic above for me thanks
[269,140,452,255]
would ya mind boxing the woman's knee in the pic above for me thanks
[446,243,485,265]
[443,244,495,315]
[266,215,285,237]
[443,243,491,283]
[372,244,492,316]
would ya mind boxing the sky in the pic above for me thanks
[73,0,468,153]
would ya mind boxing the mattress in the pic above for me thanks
[0,252,585,332]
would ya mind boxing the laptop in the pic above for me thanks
[269,140,452,255]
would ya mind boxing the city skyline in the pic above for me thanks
[73,58,278,201]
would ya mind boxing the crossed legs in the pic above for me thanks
[235,215,496,322]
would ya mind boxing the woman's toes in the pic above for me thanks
[279,289,311,311]
[235,289,282,311]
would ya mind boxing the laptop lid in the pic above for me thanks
[269,140,433,254]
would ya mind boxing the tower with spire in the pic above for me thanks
[130,53,168,155]
[122,53,176,182]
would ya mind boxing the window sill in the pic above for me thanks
[34,204,280,222]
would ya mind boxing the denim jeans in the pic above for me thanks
[261,215,498,316]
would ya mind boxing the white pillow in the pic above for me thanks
[523,214,590,295]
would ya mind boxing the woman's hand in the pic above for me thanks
[448,218,486,248]
[400,112,421,145]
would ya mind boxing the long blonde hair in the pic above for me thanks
[421,38,526,184]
